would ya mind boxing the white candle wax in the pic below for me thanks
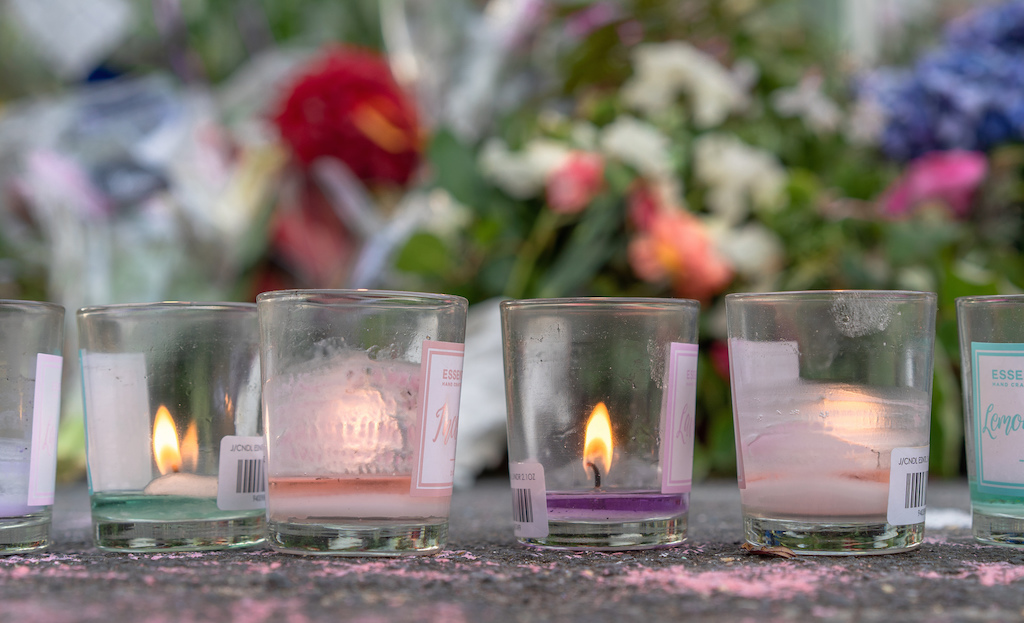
[143,473,218,498]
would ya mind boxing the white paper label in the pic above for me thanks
[27,354,62,506]
[661,343,697,494]
[410,341,464,496]
[886,445,929,526]
[510,461,549,538]
[80,351,153,491]
[216,436,267,511]
[969,342,1024,494]
[727,339,799,489]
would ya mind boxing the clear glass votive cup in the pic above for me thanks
[957,295,1024,546]
[726,290,936,555]
[0,301,64,554]
[500,298,700,550]
[257,290,468,556]
[78,303,266,551]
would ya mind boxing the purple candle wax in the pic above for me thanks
[546,491,688,522]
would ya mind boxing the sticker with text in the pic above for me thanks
[411,341,465,496]
[661,343,698,494]
[510,461,549,539]
[970,342,1024,494]
[27,354,62,506]
[886,445,929,526]
[217,436,267,511]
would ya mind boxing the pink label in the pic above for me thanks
[410,340,465,496]
[28,354,62,506]
[661,343,697,494]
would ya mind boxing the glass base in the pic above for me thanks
[92,493,265,551]
[267,519,448,556]
[744,516,924,555]
[972,509,1024,546]
[518,515,687,551]
[0,509,50,554]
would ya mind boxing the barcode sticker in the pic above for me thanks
[887,445,929,526]
[217,436,267,511]
[509,461,548,538]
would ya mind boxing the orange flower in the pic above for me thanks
[627,209,732,302]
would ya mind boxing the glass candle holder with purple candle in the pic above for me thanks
[726,290,936,555]
[500,298,700,550]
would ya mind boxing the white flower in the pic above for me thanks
[770,74,843,134]
[706,220,784,289]
[621,41,749,127]
[478,138,570,199]
[693,133,786,223]
[599,116,673,179]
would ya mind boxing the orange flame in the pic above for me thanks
[153,406,181,475]
[583,402,614,477]
[181,421,199,472]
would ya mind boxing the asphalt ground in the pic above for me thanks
[0,480,1021,622]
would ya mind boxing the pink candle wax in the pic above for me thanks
[268,476,449,520]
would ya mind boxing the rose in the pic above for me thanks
[273,47,422,187]
[880,150,988,219]
[545,152,605,214]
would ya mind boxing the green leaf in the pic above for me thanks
[394,232,452,277]
[536,196,622,297]
[427,130,486,208]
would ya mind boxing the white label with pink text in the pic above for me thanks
[661,343,698,494]
[410,341,465,496]
[28,354,62,506]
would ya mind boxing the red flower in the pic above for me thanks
[627,209,733,302]
[546,152,604,214]
[273,47,421,186]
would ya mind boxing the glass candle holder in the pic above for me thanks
[0,301,64,554]
[957,295,1024,546]
[726,290,936,555]
[500,298,700,551]
[78,303,265,552]
[258,290,468,556]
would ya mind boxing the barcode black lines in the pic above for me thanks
[512,487,533,524]
[236,459,266,494]
[905,471,926,509]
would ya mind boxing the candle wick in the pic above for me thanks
[586,462,601,488]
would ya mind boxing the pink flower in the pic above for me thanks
[627,209,733,302]
[881,150,988,218]
[546,152,604,214]
[626,181,660,231]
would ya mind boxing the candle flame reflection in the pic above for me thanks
[583,402,614,477]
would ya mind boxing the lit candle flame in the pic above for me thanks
[583,402,614,481]
[153,405,182,475]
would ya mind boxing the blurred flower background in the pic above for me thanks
[0,0,1021,481]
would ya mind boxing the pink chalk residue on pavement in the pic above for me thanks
[615,562,846,599]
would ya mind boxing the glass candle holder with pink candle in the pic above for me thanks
[501,298,700,551]
[726,290,936,555]
[0,301,63,554]
[257,290,468,556]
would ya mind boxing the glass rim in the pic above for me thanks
[725,290,937,303]
[956,294,1024,307]
[77,301,256,317]
[0,299,64,314]
[255,289,468,308]
[500,296,700,311]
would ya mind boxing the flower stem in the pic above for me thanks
[504,210,562,299]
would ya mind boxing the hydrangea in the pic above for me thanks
[861,1,1024,160]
